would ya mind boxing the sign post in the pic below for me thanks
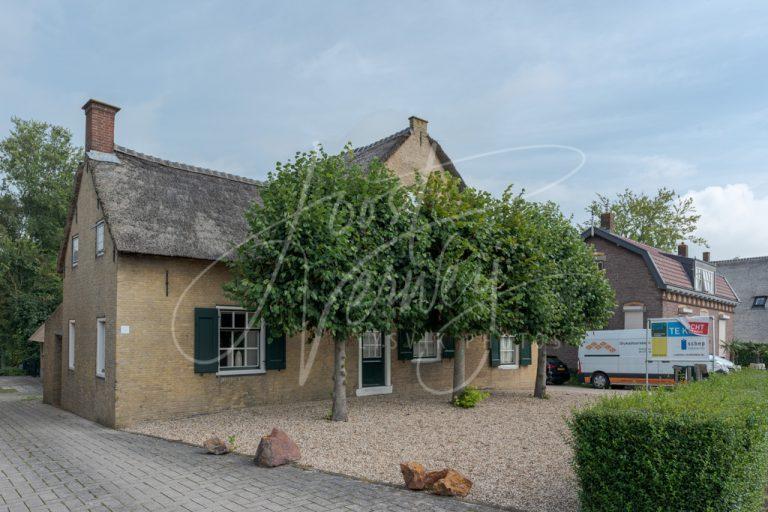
[647,315,712,386]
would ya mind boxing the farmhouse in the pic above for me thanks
[41,100,536,427]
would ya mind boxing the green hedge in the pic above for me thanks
[570,371,768,512]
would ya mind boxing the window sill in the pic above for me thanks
[411,357,440,364]
[216,369,265,377]
[498,364,519,370]
[356,385,392,397]
[96,372,105,379]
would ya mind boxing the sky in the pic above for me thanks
[2,1,768,259]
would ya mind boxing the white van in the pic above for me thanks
[578,329,734,389]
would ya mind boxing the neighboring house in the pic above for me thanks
[713,256,768,344]
[549,212,739,371]
[41,100,536,428]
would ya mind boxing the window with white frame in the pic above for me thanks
[413,332,440,360]
[96,318,106,378]
[219,309,263,371]
[361,331,383,358]
[499,335,518,366]
[68,320,76,369]
[71,235,79,268]
[695,266,715,294]
[95,221,105,257]
[623,304,645,330]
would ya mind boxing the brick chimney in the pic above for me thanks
[409,116,428,135]
[82,99,120,153]
[677,242,688,257]
[703,251,710,262]
[599,212,615,232]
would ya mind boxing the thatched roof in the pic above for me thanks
[94,147,262,262]
[56,121,464,269]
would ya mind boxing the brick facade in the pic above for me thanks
[44,123,537,428]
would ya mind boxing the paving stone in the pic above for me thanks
[0,377,499,512]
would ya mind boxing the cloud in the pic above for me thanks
[684,184,768,260]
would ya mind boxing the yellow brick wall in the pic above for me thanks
[58,163,119,426]
[113,254,535,426]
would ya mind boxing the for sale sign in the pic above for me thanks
[648,316,711,361]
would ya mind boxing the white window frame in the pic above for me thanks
[68,320,76,369]
[95,221,105,257]
[498,335,519,369]
[695,266,715,294]
[96,318,106,378]
[216,306,266,376]
[411,332,441,363]
[71,235,79,268]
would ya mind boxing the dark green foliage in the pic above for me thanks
[451,386,490,408]
[728,340,768,366]
[570,371,768,512]
[0,118,80,369]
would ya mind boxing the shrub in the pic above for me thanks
[570,371,768,512]
[0,367,26,376]
[452,386,490,408]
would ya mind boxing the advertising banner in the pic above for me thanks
[648,316,711,361]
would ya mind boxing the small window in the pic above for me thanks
[413,332,440,361]
[96,318,106,378]
[361,331,383,359]
[219,309,263,371]
[68,320,76,369]
[623,304,645,330]
[95,221,105,257]
[499,335,518,366]
[753,296,767,308]
[71,235,79,268]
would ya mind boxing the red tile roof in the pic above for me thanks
[587,228,739,303]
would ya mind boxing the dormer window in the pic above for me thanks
[694,266,714,294]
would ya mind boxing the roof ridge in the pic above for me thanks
[113,145,263,186]
[352,127,410,154]
[713,255,768,264]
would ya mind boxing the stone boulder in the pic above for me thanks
[254,428,300,467]
[400,462,427,490]
[424,468,449,490]
[203,436,230,455]
[431,469,473,497]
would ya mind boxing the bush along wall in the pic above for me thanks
[570,371,768,512]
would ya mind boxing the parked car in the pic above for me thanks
[546,355,570,384]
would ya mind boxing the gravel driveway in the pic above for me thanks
[128,387,615,512]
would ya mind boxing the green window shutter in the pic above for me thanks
[442,334,455,359]
[396,331,413,360]
[489,335,501,367]
[265,324,286,370]
[194,308,219,374]
[520,340,532,366]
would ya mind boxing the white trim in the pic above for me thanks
[216,368,266,377]
[622,304,645,311]
[498,364,519,370]
[95,221,105,257]
[68,320,76,370]
[357,331,391,395]
[498,334,519,367]
[356,385,392,397]
[95,317,106,378]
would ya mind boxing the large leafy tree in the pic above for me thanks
[585,188,706,251]
[0,118,80,368]
[403,172,496,401]
[226,148,416,421]
[530,202,614,398]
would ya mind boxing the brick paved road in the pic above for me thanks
[0,378,497,512]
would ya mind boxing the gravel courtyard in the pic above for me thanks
[128,387,614,512]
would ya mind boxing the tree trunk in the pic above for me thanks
[452,337,466,401]
[533,342,547,399]
[331,338,348,421]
